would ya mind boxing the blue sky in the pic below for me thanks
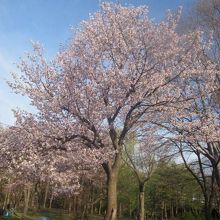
[0,0,194,126]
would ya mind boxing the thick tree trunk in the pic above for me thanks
[103,145,121,220]
[104,170,118,220]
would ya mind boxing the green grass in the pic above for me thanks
[1,211,132,220]
[3,210,203,220]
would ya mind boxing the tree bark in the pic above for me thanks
[90,186,94,215]
[164,203,167,220]
[23,184,31,216]
[103,152,121,220]
[98,199,102,215]
[119,203,122,217]
[138,183,145,220]
[3,191,11,208]
[68,198,72,215]
[171,203,174,219]
[49,194,53,209]
[104,170,118,220]
[43,179,49,209]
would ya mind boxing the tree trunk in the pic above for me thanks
[6,191,10,207]
[49,194,53,209]
[161,201,164,220]
[118,203,122,217]
[43,179,49,209]
[164,203,167,220]
[171,203,174,219]
[68,198,72,215]
[104,170,118,220]
[30,191,35,208]
[3,191,10,208]
[90,186,94,215]
[73,196,77,214]
[81,204,88,220]
[103,151,121,220]
[138,183,145,220]
[23,184,31,216]
[99,199,102,215]
[214,162,220,191]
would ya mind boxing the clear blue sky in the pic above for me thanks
[0,0,194,126]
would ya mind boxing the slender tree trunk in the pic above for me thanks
[73,196,77,214]
[138,183,145,220]
[6,191,11,207]
[99,199,102,215]
[3,191,8,208]
[118,203,122,217]
[30,191,34,208]
[49,194,53,209]
[90,202,94,215]
[171,203,174,219]
[23,184,31,216]
[43,179,49,209]
[90,186,94,215]
[164,203,167,220]
[161,201,164,220]
[68,198,72,215]
[81,204,88,220]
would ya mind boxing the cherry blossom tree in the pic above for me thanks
[9,3,218,219]
[0,119,101,215]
